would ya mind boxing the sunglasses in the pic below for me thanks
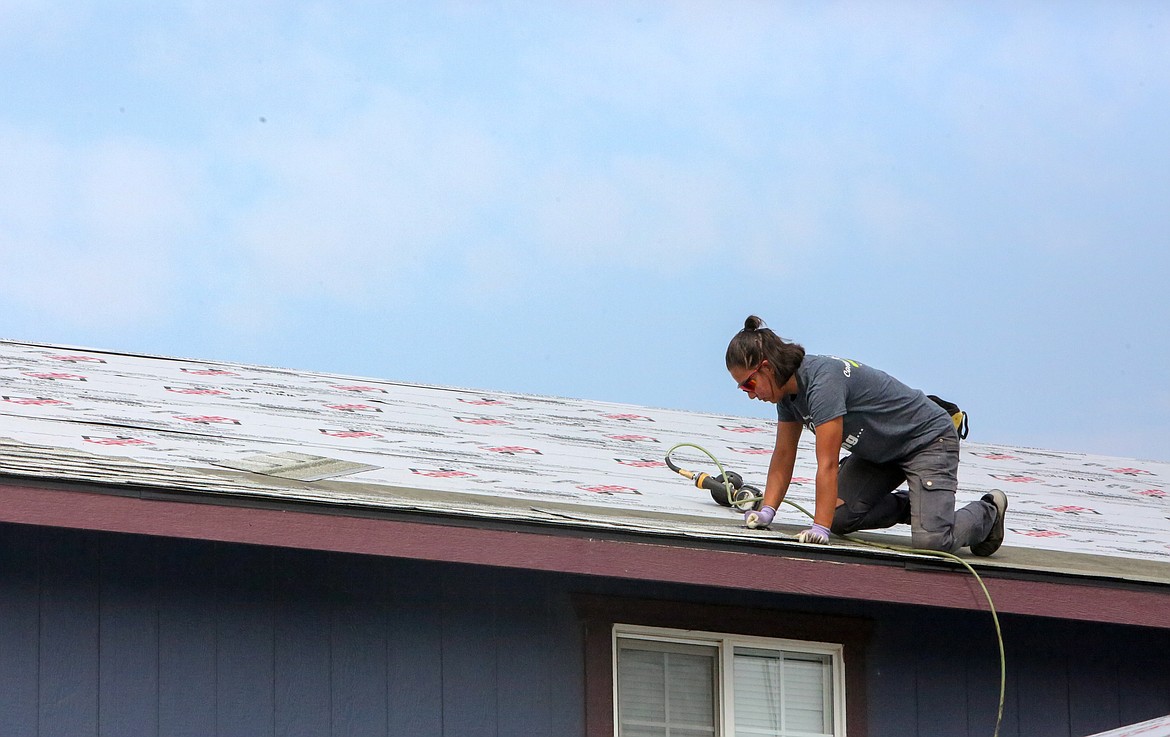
[737,364,765,392]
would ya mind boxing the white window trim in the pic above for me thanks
[612,623,848,737]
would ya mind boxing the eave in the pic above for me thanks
[4,477,1167,630]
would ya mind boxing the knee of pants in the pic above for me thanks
[831,504,864,535]
[911,528,958,554]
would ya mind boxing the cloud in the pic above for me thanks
[0,1,88,50]
[225,88,507,304]
[527,155,730,268]
[4,1,1166,364]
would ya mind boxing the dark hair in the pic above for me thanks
[725,315,805,385]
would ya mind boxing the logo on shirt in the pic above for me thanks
[830,356,862,378]
[843,431,863,450]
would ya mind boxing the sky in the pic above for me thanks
[1,1,1168,463]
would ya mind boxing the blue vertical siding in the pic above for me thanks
[496,568,555,737]
[386,558,444,737]
[328,548,389,737]
[440,564,498,737]
[38,528,100,737]
[274,548,334,737]
[963,616,1005,737]
[157,537,218,736]
[915,611,968,736]
[1121,639,1170,726]
[865,613,919,737]
[1,521,1168,737]
[1068,623,1121,737]
[215,543,276,737]
[0,523,39,737]
[1013,620,1072,737]
[99,534,161,737]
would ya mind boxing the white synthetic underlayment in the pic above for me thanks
[1,340,1167,571]
[1087,713,1170,737]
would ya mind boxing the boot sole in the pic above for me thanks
[971,490,1007,557]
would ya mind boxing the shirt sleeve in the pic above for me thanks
[805,361,848,427]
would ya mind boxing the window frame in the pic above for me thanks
[614,624,847,737]
[575,594,870,737]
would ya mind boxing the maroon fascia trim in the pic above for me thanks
[573,594,870,737]
[2,481,1170,629]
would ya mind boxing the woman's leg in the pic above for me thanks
[831,454,909,534]
[902,432,994,552]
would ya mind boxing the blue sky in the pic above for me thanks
[1,1,1168,462]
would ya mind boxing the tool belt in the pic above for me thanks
[928,394,969,439]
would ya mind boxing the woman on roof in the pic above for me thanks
[726,315,1007,555]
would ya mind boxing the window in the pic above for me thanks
[576,595,869,737]
[615,626,844,737]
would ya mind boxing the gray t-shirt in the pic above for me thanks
[776,354,954,463]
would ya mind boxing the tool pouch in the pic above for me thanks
[928,394,969,440]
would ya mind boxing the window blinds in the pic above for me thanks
[617,641,717,737]
[616,637,836,737]
[733,649,832,737]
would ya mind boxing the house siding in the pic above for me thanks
[1,522,1168,737]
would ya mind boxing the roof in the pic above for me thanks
[1088,714,1170,737]
[2,339,1168,627]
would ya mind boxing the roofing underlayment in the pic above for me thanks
[1087,713,1170,737]
[1,339,1168,587]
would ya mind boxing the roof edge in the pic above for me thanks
[3,479,1168,630]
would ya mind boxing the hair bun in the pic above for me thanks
[744,315,765,332]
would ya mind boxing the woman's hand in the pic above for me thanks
[797,523,831,544]
[744,505,776,529]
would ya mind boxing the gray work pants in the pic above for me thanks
[830,431,995,553]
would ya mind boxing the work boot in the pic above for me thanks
[971,490,1008,557]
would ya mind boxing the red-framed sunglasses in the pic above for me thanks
[737,363,766,392]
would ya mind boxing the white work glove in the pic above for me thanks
[743,505,776,529]
[797,523,831,544]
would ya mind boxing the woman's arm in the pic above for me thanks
[762,420,803,511]
[811,416,843,529]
